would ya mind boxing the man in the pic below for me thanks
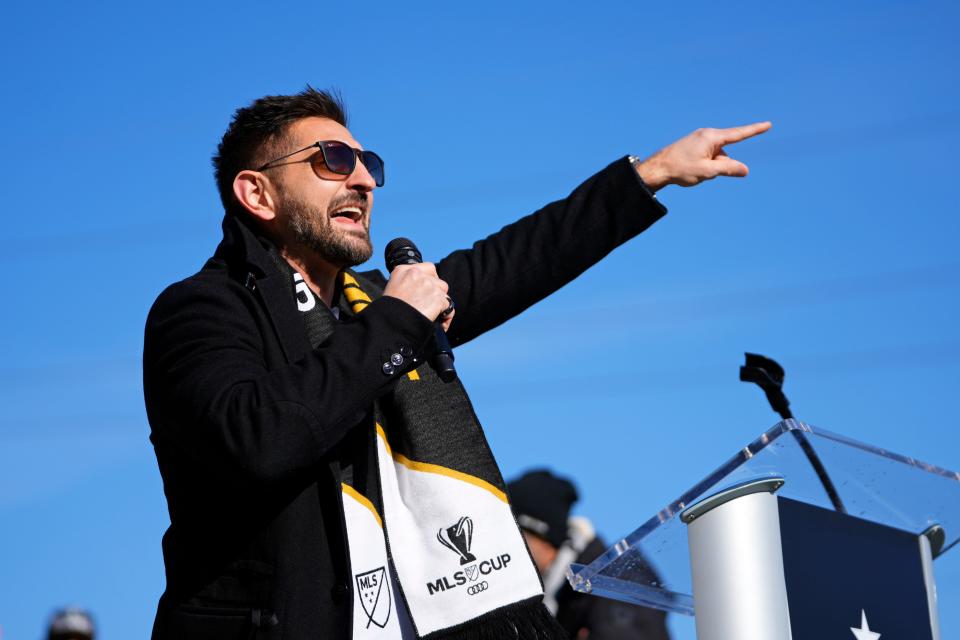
[508,470,669,640]
[144,86,769,640]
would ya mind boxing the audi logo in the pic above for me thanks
[467,581,489,596]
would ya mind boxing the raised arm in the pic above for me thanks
[437,122,771,346]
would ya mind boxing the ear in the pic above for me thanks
[233,170,278,222]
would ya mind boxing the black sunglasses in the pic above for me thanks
[257,140,385,187]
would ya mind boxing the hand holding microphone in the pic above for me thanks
[382,262,455,331]
[383,238,457,382]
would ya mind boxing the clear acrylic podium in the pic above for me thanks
[566,420,958,640]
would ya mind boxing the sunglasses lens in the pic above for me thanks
[361,151,385,187]
[314,141,384,187]
[320,141,356,175]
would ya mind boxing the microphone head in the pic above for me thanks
[384,237,423,271]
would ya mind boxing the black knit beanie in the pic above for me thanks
[507,469,579,548]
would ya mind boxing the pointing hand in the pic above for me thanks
[635,122,772,191]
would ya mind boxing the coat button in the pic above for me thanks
[400,345,413,357]
[390,353,404,366]
[331,582,349,603]
[382,362,395,375]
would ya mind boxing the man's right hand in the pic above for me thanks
[635,121,772,191]
[383,263,455,331]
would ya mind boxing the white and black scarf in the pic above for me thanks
[275,257,566,640]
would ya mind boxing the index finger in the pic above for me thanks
[716,121,772,145]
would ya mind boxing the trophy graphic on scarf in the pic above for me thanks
[437,516,476,565]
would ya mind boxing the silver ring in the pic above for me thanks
[441,296,455,318]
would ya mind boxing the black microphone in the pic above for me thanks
[384,238,457,383]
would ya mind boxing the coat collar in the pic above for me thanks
[214,212,313,364]
[214,212,276,278]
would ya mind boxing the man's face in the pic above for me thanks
[521,530,558,574]
[269,117,377,267]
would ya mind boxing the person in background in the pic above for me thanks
[46,607,95,640]
[508,470,670,640]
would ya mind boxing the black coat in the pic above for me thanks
[144,157,665,639]
[556,537,670,640]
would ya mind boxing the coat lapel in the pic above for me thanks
[255,270,313,364]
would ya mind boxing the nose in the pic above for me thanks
[347,154,377,192]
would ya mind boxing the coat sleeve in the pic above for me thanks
[143,275,435,485]
[437,157,666,347]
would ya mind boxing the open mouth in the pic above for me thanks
[331,206,364,226]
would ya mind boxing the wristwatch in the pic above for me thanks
[628,155,658,199]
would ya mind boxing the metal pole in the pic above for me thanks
[919,529,942,640]
[682,478,792,640]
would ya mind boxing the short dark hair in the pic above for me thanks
[212,85,348,215]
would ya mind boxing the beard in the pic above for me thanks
[282,192,373,267]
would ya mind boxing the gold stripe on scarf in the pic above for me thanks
[341,272,372,313]
[342,482,383,528]
[376,424,508,504]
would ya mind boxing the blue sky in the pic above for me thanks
[1,2,958,639]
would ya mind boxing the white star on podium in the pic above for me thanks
[850,609,881,640]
